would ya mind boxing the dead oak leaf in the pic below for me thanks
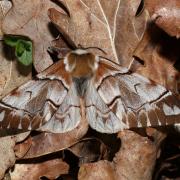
[18,113,88,159]
[0,104,30,180]
[14,134,32,159]
[48,35,72,59]
[2,0,65,72]
[145,0,180,37]
[132,0,180,92]
[0,42,32,99]
[79,161,115,180]
[67,138,108,165]
[152,2,180,38]
[0,2,31,100]
[9,158,69,180]
[0,131,29,180]
[49,0,148,66]
[0,0,11,18]
[0,0,12,38]
[78,130,166,180]
[130,0,180,93]
[0,136,16,180]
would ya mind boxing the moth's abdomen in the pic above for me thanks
[73,77,89,97]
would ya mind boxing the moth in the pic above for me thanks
[0,48,179,133]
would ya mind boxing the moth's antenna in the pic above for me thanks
[77,44,83,49]
[99,56,115,63]
[84,47,107,55]
[77,45,107,55]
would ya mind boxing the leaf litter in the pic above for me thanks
[0,0,179,179]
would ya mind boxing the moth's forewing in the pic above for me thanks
[0,60,81,133]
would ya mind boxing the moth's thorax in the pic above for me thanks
[64,49,99,78]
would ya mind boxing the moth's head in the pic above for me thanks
[63,49,99,78]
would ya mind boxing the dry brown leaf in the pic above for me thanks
[13,132,30,143]
[0,0,12,37]
[130,0,180,92]
[2,0,66,72]
[0,131,30,179]
[78,129,166,180]
[153,11,180,39]
[0,5,31,177]
[19,115,88,159]
[112,130,165,180]
[14,136,32,159]
[0,136,16,179]
[0,1,31,99]
[67,138,108,165]
[49,0,148,66]
[9,158,69,180]
[0,1,179,179]
[49,35,71,59]
[0,42,32,98]
[153,129,180,180]
[79,161,115,180]
[133,21,179,93]
[49,1,179,93]
[145,0,180,38]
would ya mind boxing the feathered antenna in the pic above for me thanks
[77,44,107,55]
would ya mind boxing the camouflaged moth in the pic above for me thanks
[0,49,179,133]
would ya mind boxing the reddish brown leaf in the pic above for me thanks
[153,12,180,39]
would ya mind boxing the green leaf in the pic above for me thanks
[4,36,21,47]
[4,35,33,66]
[15,40,32,66]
